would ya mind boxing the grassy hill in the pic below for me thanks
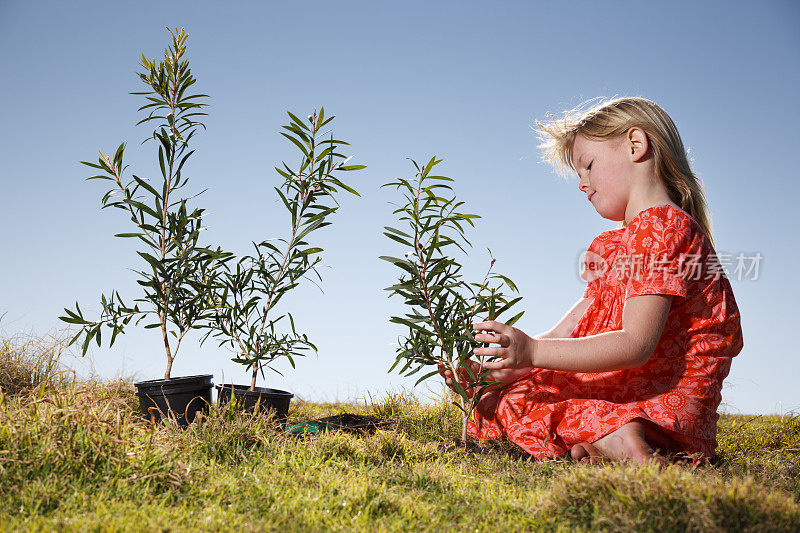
[2,333,799,532]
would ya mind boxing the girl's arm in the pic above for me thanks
[476,294,672,373]
[536,297,594,339]
[439,297,594,393]
[487,296,595,379]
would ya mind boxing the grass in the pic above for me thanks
[1,334,799,532]
[0,330,71,395]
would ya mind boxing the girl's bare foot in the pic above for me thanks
[569,441,608,464]
[570,419,667,466]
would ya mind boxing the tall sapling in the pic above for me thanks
[204,109,364,391]
[381,157,523,443]
[60,28,228,380]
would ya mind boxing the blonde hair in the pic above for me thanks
[535,96,714,246]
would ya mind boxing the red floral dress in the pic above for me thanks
[468,205,743,460]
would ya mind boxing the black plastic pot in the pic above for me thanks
[134,374,213,427]
[216,384,293,426]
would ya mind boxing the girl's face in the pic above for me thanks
[572,133,633,222]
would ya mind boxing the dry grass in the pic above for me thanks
[1,332,799,531]
[0,330,73,395]
[539,463,800,532]
[0,382,187,515]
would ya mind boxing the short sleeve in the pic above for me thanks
[620,207,696,300]
[583,279,598,300]
[580,230,620,300]
[581,248,602,299]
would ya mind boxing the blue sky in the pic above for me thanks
[1,1,798,415]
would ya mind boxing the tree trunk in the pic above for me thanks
[249,362,258,391]
[160,314,173,380]
[460,396,468,443]
[164,357,173,381]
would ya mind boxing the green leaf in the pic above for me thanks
[494,296,523,318]
[280,132,309,157]
[125,199,159,219]
[113,142,125,165]
[496,274,519,293]
[338,164,366,171]
[449,377,468,402]
[331,180,361,196]
[504,310,525,327]
[81,328,95,355]
[378,255,412,266]
[137,252,162,272]
[58,313,85,325]
[384,226,413,239]
[286,111,309,130]
[413,369,441,387]
[390,316,431,335]
[384,232,413,247]
[133,175,161,198]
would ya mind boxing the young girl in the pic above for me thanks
[441,96,743,464]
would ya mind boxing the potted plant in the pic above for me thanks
[381,157,523,443]
[202,108,364,425]
[59,28,228,426]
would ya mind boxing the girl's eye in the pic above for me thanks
[587,162,592,171]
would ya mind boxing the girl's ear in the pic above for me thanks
[626,127,650,163]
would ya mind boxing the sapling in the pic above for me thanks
[381,157,524,443]
[60,28,228,379]
[203,109,364,391]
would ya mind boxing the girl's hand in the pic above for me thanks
[437,360,532,398]
[438,362,473,397]
[473,320,536,370]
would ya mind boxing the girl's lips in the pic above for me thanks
[588,192,595,202]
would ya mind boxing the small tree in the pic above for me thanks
[60,28,228,379]
[381,157,524,443]
[203,109,364,390]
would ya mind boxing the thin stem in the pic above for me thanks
[410,171,456,389]
[461,397,468,443]
[93,309,157,328]
[419,203,458,250]
[154,55,183,377]
[414,224,451,365]
[410,169,478,444]
[468,262,496,382]
[161,315,174,379]
[164,355,174,381]
[251,112,319,389]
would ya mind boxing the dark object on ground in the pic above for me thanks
[216,384,293,427]
[134,374,213,427]
[286,414,391,436]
